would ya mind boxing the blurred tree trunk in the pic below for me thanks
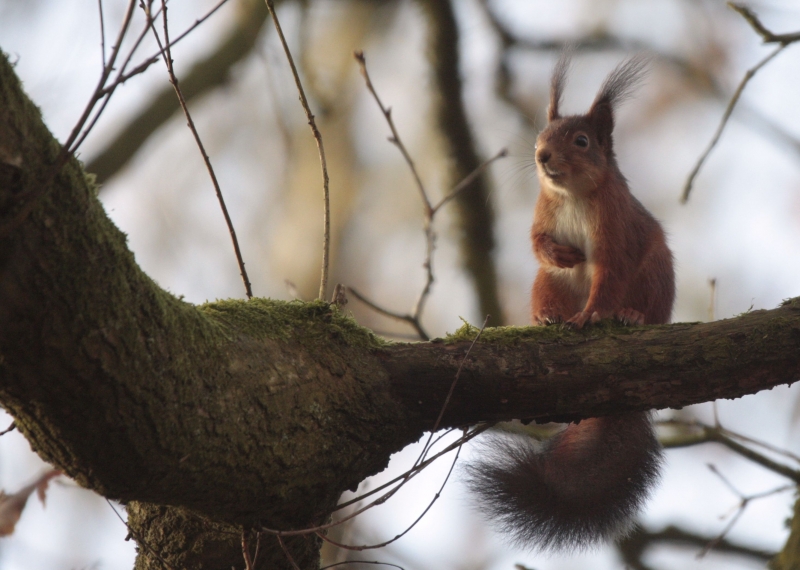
[2,40,800,570]
[419,0,504,326]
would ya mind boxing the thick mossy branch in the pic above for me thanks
[0,47,406,532]
[385,301,800,427]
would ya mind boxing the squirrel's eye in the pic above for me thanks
[575,135,589,148]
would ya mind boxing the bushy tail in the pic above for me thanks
[464,413,662,551]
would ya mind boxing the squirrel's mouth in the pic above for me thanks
[542,165,563,179]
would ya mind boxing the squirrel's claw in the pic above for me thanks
[563,310,600,329]
[616,308,645,326]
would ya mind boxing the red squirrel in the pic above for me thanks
[467,54,675,551]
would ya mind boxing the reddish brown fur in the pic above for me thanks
[466,54,675,552]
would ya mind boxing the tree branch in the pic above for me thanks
[618,524,775,569]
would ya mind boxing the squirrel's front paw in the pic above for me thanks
[616,308,645,326]
[551,244,586,268]
[533,312,563,325]
[564,310,601,330]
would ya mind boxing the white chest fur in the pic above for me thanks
[551,196,594,260]
[547,196,595,299]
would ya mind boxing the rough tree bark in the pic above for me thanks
[1,51,799,569]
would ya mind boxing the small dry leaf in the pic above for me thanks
[0,469,61,537]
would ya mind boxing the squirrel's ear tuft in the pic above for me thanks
[548,50,571,122]
[589,55,649,146]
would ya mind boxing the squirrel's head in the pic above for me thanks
[535,53,647,197]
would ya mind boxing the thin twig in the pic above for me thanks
[682,2,800,203]
[354,50,432,214]
[432,148,508,213]
[97,0,107,70]
[698,464,794,558]
[265,0,330,300]
[317,315,489,551]
[347,287,429,341]
[713,430,800,482]
[65,0,137,155]
[428,316,489,441]
[317,436,466,551]
[106,499,178,570]
[320,562,406,570]
[261,425,489,537]
[659,419,800,482]
[277,535,302,570]
[720,426,800,464]
[332,427,474,512]
[706,463,739,497]
[0,422,16,436]
[145,1,253,299]
[728,3,800,44]
[262,318,491,555]
[252,531,261,569]
[0,0,137,239]
[98,0,232,97]
[242,529,255,570]
[681,43,786,203]
[351,51,506,339]
[618,524,776,566]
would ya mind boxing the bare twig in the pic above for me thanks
[97,0,107,70]
[106,499,178,570]
[91,0,266,186]
[320,562,406,570]
[351,51,506,339]
[722,427,800,465]
[659,419,800,482]
[332,428,467,512]
[354,51,432,214]
[242,529,255,570]
[317,434,465,551]
[428,316,489,438]
[0,0,137,239]
[728,3,800,44]
[0,0,229,235]
[277,535,302,570]
[698,464,793,558]
[347,287,430,341]
[682,3,800,203]
[431,148,508,214]
[64,0,137,155]
[0,422,16,436]
[680,43,786,203]
[252,531,262,569]
[97,0,233,97]
[618,524,776,567]
[261,317,491,557]
[265,0,330,301]
[260,425,489,536]
[144,1,253,299]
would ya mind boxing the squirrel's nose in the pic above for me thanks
[537,150,551,165]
